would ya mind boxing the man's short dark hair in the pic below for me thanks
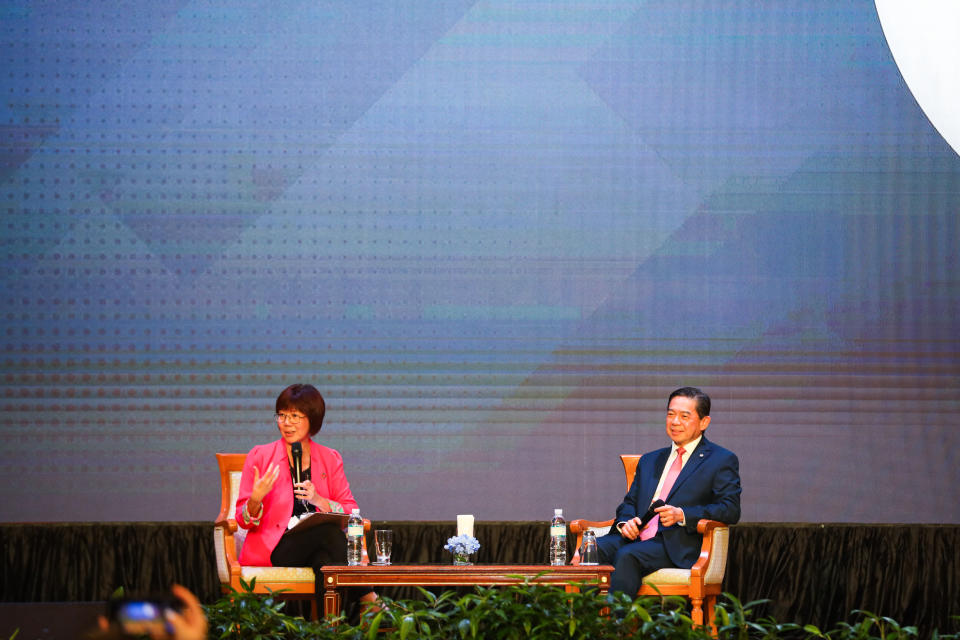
[668,386,711,418]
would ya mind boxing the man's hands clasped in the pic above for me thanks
[619,504,685,540]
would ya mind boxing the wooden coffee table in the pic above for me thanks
[322,564,614,618]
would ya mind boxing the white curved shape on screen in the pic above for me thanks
[875,0,960,156]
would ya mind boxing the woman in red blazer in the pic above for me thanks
[234,383,377,614]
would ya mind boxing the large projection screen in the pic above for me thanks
[2,1,958,524]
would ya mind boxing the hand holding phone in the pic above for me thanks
[108,595,181,639]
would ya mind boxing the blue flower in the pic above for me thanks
[444,534,480,555]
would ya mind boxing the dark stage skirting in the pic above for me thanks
[2,522,958,635]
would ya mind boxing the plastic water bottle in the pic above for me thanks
[346,508,363,566]
[549,508,566,566]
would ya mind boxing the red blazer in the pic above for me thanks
[235,438,360,566]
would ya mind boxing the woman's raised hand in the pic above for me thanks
[251,462,280,503]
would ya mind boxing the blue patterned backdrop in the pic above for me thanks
[2,1,958,523]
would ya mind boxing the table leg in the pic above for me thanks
[323,583,341,620]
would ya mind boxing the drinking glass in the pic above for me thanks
[580,530,599,565]
[374,529,393,564]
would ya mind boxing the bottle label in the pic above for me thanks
[348,524,363,536]
[550,524,566,537]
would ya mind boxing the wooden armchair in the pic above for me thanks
[569,454,730,629]
[214,453,370,619]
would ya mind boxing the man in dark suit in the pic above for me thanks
[583,387,741,596]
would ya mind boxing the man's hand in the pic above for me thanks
[618,517,643,540]
[619,504,686,540]
[655,504,685,527]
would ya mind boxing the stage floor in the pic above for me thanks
[1,602,104,640]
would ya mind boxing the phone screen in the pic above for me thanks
[112,600,171,637]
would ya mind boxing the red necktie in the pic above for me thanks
[640,446,686,540]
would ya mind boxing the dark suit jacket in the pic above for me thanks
[611,435,741,568]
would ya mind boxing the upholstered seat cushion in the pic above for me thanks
[240,565,316,583]
[233,517,316,581]
[643,568,692,585]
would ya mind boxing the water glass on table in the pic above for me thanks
[374,529,393,564]
[580,530,599,565]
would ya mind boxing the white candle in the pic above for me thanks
[457,514,474,538]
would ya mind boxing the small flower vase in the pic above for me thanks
[444,534,479,565]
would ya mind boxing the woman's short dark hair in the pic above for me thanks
[668,386,711,418]
[276,383,326,436]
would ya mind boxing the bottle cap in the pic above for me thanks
[352,508,360,514]
[554,508,563,516]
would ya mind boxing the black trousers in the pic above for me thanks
[270,522,373,615]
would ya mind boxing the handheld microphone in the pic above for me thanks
[291,442,303,486]
[639,499,666,528]
[291,442,309,512]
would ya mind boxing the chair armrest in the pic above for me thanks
[214,518,243,586]
[215,517,238,533]
[696,519,724,535]
[690,519,727,580]
[570,519,614,534]
[569,518,614,552]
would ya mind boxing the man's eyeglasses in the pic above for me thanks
[275,413,306,425]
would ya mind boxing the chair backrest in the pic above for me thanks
[216,453,246,521]
[620,454,640,489]
[216,453,249,557]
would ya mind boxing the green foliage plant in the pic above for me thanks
[825,610,921,640]
[203,577,346,640]
[373,575,715,640]
[714,593,803,640]
[201,578,959,640]
[713,597,959,640]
